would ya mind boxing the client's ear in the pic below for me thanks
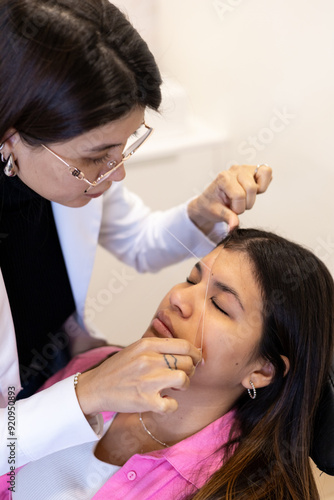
[242,360,275,390]
[242,355,290,391]
[281,355,290,376]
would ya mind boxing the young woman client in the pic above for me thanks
[3,229,332,500]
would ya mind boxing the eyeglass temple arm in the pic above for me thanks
[124,124,153,157]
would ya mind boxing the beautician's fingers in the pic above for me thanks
[187,164,272,233]
[160,352,199,379]
[225,164,273,214]
[225,163,273,205]
[254,163,273,193]
[136,337,202,366]
[75,337,201,417]
[155,395,179,414]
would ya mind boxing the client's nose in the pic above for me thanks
[169,285,193,318]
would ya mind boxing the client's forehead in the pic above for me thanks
[200,248,260,314]
[200,246,241,270]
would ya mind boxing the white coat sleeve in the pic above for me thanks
[98,183,227,273]
[0,376,102,475]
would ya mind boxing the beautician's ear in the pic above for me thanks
[1,129,20,151]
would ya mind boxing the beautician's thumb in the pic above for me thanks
[223,209,239,231]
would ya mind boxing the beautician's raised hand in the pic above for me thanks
[187,163,272,234]
[75,338,201,417]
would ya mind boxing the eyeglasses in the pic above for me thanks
[41,123,153,192]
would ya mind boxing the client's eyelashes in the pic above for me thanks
[186,277,197,285]
[186,277,229,316]
[211,298,229,316]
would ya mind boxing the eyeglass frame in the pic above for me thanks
[41,123,153,192]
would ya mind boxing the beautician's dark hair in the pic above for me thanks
[0,0,162,145]
[193,228,334,500]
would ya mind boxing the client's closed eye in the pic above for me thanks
[211,298,229,316]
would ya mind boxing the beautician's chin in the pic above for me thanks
[58,197,93,209]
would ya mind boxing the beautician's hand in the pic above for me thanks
[75,338,201,417]
[187,163,272,234]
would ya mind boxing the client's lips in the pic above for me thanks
[151,311,175,338]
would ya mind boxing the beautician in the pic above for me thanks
[0,0,272,473]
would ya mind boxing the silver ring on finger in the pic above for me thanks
[254,163,269,175]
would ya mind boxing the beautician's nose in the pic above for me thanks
[109,162,126,182]
[169,285,194,318]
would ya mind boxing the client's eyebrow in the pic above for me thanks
[195,261,202,274]
[196,261,245,311]
[213,281,245,311]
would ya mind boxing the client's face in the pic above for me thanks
[143,247,264,395]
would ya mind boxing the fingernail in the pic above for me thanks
[201,357,205,366]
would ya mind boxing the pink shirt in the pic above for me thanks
[0,347,235,500]
[92,410,234,499]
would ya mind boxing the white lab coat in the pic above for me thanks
[0,182,224,474]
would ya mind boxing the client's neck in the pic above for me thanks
[95,384,241,466]
[142,384,239,447]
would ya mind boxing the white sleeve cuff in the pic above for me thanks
[87,414,104,436]
[15,376,102,468]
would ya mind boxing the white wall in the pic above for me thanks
[154,0,334,268]
[88,1,334,347]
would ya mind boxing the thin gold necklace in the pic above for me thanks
[138,413,169,448]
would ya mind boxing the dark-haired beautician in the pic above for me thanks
[0,0,272,473]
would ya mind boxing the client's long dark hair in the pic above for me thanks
[193,228,334,500]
